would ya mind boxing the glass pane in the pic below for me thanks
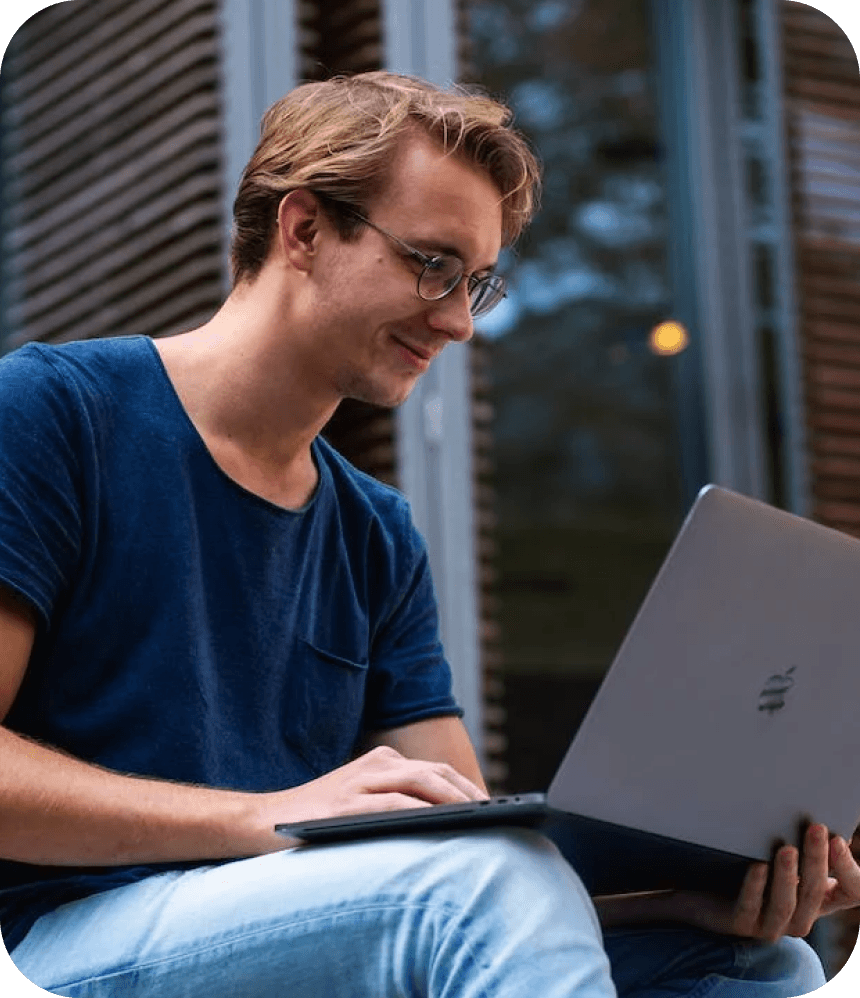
[468,0,704,790]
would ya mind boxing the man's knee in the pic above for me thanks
[428,827,578,887]
[422,828,599,930]
[751,936,827,994]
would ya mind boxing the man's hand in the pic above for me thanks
[675,824,860,941]
[289,744,488,817]
[254,745,489,850]
[596,824,860,941]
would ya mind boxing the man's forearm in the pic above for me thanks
[0,725,265,866]
[0,730,488,869]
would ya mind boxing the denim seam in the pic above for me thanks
[432,906,495,998]
[41,900,474,991]
[678,973,735,998]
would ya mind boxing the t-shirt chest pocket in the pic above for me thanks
[283,636,370,777]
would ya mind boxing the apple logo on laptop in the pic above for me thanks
[758,666,797,714]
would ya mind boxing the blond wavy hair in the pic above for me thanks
[230,71,541,284]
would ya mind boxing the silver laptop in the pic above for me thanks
[276,486,860,895]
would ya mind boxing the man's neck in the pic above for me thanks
[153,284,340,509]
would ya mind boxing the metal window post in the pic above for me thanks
[652,0,769,500]
[651,0,809,514]
[219,0,298,292]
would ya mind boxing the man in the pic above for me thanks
[0,71,855,997]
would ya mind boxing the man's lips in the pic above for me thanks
[391,336,437,366]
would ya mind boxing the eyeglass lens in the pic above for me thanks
[417,259,505,317]
[469,276,505,317]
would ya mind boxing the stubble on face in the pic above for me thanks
[334,357,419,410]
[317,135,504,411]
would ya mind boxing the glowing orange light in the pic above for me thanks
[649,321,690,356]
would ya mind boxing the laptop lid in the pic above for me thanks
[548,485,860,863]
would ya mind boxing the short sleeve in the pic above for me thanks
[0,346,85,622]
[363,521,463,732]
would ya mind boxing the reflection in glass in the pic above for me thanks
[468,0,700,789]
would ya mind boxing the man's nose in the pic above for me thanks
[426,283,474,342]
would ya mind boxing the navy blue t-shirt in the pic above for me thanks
[0,336,461,952]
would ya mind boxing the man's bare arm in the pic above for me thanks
[0,590,485,867]
[0,588,34,722]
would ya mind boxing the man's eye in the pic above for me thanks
[425,257,464,283]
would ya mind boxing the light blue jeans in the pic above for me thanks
[9,830,825,998]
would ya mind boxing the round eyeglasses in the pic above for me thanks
[345,210,507,318]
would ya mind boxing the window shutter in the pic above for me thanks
[458,0,508,787]
[782,0,860,973]
[0,0,224,351]
[297,0,383,80]
[470,333,508,785]
[783,3,860,535]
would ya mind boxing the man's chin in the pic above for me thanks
[350,391,411,411]
[343,376,419,410]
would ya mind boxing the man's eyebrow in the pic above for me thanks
[415,240,498,274]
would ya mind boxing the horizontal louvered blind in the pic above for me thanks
[459,0,507,789]
[783,2,860,542]
[470,332,507,786]
[783,3,860,970]
[322,400,398,487]
[0,0,224,350]
[788,108,860,245]
[297,0,383,81]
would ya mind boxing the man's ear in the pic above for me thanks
[276,189,322,273]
